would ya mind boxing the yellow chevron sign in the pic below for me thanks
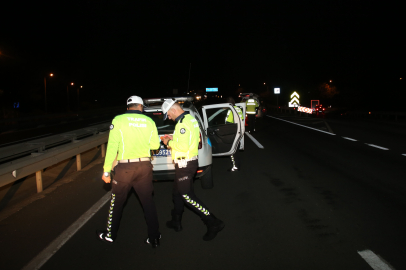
[289,91,300,107]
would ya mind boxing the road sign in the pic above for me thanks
[274,88,280,94]
[289,91,300,107]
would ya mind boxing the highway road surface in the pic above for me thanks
[1,113,405,270]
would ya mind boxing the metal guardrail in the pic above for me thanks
[0,124,110,193]
[0,123,110,163]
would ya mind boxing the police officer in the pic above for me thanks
[161,99,224,241]
[225,97,244,172]
[97,95,161,248]
[245,95,259,133]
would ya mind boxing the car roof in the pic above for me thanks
[144,105,192,112]
[143,96,194,105]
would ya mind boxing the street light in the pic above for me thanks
[44,73,54,112]
[77,85,83,111]
[67,82,74,111]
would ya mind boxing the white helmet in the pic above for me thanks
[161,99,176,120]
[127,95,144,106]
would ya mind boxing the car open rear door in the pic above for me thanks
[235,102,246,150]
[201,104,243,156]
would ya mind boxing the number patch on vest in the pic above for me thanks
[180,128,186,134]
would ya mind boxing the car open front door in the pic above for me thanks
[235,102,246,150]
[201,104,243,156]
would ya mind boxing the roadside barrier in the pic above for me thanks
[0,124,109,193]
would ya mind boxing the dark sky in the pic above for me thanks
[1,1,404,109]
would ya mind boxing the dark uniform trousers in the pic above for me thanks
[247,114,256,132]
[173,160,210,217]
[106,161,159,240]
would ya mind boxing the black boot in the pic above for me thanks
[166,210,183,232]
[202,214,224,241]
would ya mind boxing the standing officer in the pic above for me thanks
[97,95,161,248]
[245,95,259,133]
[161,99,224,241]
[225,96,244,172]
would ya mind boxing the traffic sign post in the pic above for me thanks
[274,88,280,107]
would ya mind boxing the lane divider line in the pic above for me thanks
[22,192,111,270]
[267,115,404,157]
[245,132,264,149]
[267,116,335,135]
[365,144,389,150]
[358,250,394,270]
[323,120,335,134]
[342,137,358,141]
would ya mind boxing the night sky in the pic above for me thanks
[1,1,404,112]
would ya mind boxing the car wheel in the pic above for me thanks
[200,165,213,189]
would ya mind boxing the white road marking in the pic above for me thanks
[245,132,264,149]
[323,120,334,134]
[358,250,394,270]
[22,192,111,270]
[267,116,335,135]
[365,144,389,150]
[342,137,358,141]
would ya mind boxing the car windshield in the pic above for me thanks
[144,111,176,134]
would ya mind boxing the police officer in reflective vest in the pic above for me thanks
[225,97,244,172]
[245,95,259,133]
[97,95,161,248]
[161,99,224,241]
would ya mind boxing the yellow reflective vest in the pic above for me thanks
[168,113,199,160]
[226,106,244,123]
[103,111,160,172]
[245,98,259,114]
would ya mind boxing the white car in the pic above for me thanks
[143,97,246,189]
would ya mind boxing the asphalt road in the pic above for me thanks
[1,113,405,270]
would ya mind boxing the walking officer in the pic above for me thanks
[245,95,259,133]
[161,99,225,241]
[225,96,244,172]
[97,95,161,248]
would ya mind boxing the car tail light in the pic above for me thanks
[198,133,203,149]
[197,170,203,173]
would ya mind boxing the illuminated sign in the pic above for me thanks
[206,88,218,92]
[274,88,280,94]
[289,91,300,107]
[298,106,313,114]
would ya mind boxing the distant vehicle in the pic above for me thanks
[143,97,245,189]
[314,104,325,114]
